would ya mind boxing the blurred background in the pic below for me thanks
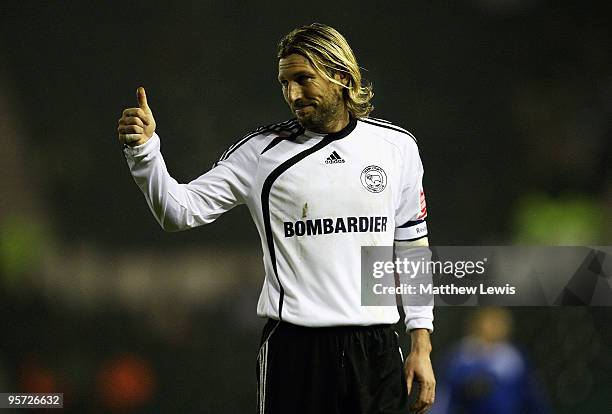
[0,0,610,412]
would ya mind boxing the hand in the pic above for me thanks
[118,86,156,147]
[405,331,436,413]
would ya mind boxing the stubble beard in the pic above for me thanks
[294,88,344,133]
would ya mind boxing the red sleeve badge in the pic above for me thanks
[417,188,427,219]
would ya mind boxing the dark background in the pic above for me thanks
[0,1,610,412]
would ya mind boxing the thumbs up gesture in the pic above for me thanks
[118,87,157,147]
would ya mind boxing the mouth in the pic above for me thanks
[294,105,313,115]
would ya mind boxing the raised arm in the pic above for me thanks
[117,88,252,231]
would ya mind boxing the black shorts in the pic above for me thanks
[256,319,411,414]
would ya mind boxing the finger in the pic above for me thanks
[137,86,150,111]
[419,380,432,402]
[410,399,426,413]
[419,395,433,413]
[419,381,435,413]
[411,399,430,414]
[122,108,145,118]
[122,108,150,125]
[118,116,145,128]
[118,124,144,135]
[409,380,432,414]
[119,133,143,144]
[416,405,429,414]
[418,380,428,404]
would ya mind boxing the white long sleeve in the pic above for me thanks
[123,133,252,232]
[394,238,434,333]
[393,136,434,333]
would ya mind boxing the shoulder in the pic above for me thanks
[213,118,300,167]
[357,116,419,154]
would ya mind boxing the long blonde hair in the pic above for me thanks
[277,23,374,118]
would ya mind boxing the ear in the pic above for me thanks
[334,71,350,86]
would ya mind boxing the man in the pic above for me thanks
[432,308,550,414]
[118,23,435,413]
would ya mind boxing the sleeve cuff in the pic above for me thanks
[123,133,160,159]
[405,317,434,333]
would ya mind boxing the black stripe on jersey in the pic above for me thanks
[261,117,357,321]
[213,119,299,167]
[397,219,425,228]
[394,234,428,242]
[330,151,340,160]
[214,130,260,167]
[222,119,299,161]
[368,116,394,125]
[360,118,417,143]
[269,118,299,132]
[260,127,305,155]
[219,127,268,162]
[365,117,411,134]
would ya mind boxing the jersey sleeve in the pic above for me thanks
[394,139,428,242]
[394,138,433,333]
[123,132,256,232]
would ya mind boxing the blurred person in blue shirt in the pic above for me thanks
[431,307,550,414]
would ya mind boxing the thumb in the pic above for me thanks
[406,368,414,395]
[137,86,151,112]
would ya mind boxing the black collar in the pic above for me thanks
[325,116,357,140]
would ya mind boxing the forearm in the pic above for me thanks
[124,134,226,231]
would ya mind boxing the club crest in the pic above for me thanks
[360,165,387,193]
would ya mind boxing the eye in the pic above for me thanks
[297,75,312,84]
[279,80,288,88]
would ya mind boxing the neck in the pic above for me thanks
[314,109,351,134]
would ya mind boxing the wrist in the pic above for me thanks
[410,328,432,355]
[127,136,150,147]
[123,133,159,158]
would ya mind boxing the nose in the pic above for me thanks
[286,82,303,105]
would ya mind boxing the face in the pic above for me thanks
[278,54,347,133]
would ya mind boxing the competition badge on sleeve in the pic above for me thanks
[418,188,427,219]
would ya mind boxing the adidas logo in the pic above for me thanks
[325,151,345,164]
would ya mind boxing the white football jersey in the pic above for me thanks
[124,117,433,331]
